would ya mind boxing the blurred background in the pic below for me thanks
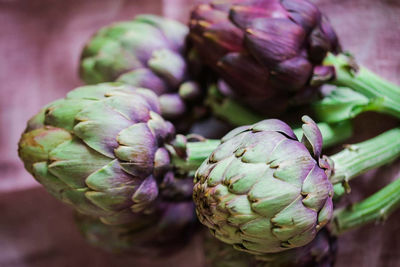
[1,0,399,266]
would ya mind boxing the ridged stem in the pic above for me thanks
[172,122,354,174]
[206,83,353,148]
[205,85,264,126]
[171,139,221,175]
[330,128,400,186]
[331,176,400,235]
[324,53,400,119]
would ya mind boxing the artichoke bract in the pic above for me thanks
[193,116,334,254]
[80,15,203,122]
[189,0,340,114]
[18,83,196,252]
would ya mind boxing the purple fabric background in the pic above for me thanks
[0,0,399,266]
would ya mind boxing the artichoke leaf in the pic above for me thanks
[49,138,111,188]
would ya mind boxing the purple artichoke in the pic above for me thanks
[189,0,340,114]
[190,0,400,121]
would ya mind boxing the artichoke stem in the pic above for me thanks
[171,139,221,175]
[205,85,353,148]
[325,53,400,119]
[331,176,400,235]
[205,85,264,126]
[171,120,353,175]
[330,127,400,187]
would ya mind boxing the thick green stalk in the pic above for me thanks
[171,139,221,175]
[172,122,353,174]
[330,128,400,186]
[331,176,400,235]
[184,139,221,171]
[293,120,353,149]
[324,53,400,119]
[206,84,353,148]
[205,85,264,126]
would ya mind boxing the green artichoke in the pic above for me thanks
[193,116,334,254]
[18,83,196,252]
[80,15,203,122]
[80,15,188,89]
[193,113,400,256]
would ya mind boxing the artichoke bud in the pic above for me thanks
[18,83,186,227]
[189,0,341,115]
[80,17,186,88]
[193,116,334,255]
[19,83,199,253]
[80,15,205,127]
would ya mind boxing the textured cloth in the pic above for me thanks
[0,0,399,266]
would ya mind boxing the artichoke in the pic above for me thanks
[193,114,400,256]
[80,14,188,91]
[18,83,196,252]
[189,0,400,119]
[189,0,339,114]
[80,15,204,124]
[193,116,334,254]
